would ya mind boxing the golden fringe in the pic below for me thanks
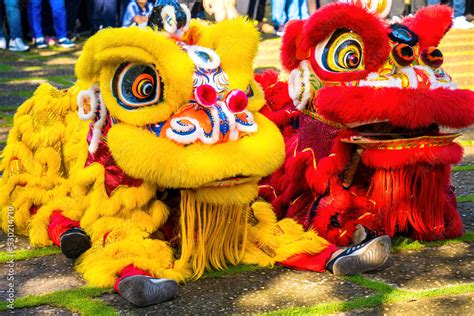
[242,201,330,266]
[174,190,248,279]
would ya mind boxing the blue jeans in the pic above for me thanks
[0,0,23,39]
[428,0,465,17]
[28,0,68,39]
[92,0,118,32]
[272,0,309,28]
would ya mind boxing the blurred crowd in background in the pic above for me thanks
[1,0,473,52]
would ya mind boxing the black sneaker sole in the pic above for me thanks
[118,275,178,307]
[60,231,91,259]
[332,235,391,276]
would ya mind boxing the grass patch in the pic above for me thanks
[392,231,474,252]
[0,114,14,127]
[0,105,18,112]
[23,66,43,72]
[457,140,474,147]
[344,275,394,293]
[0,286,116,315]
[267,280,474,315]
[203,264,264,278]
[457,194,474,203]
[0,64,15,72]
[0,76,45,83]
[0,246,61,263]
[452,165,474,171]
[0,90,34,98]
[46,75,75,86]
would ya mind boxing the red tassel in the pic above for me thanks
[369,164,463,240]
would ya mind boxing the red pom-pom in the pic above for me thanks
[226,89,248,113]
[420,47,443,68]
[194,84,217,107]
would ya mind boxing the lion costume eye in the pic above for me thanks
[313,29,364,73]
[112,63,162,109]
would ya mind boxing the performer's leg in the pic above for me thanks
[282,235,391,275]
[113,264,178,307]
[47,210,91,259]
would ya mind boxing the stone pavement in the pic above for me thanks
[0,27,473,315]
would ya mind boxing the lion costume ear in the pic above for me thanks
[403,5,453,49]
[196,17,259,78]
[280,19,306,72]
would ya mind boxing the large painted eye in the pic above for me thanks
[312,29,364,73]
[112,63,162,110]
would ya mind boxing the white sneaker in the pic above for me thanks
[452,16,474,29]
[0,37,6,50]
[8,38,30,52]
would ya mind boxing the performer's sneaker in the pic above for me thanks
[118,275,178,307]
[326,235,391,276]
[60,227,91,259]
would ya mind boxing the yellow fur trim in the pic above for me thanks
[243,201,330,266]
[193,181,259,206]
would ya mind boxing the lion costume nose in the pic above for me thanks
[194,84,218,107]
[421,47,444,69]
[391,43,415,67]
[226,89,248,113]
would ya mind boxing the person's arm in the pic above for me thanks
[122,3,140,27]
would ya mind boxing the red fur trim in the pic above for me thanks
[301,3,390,81]
[254,70,279,91]
[256,71,297,128]
[305,130,354,195]
[281,20,306,71]
[362,143,464,169]
[316,86,474,129]
[403,5,453,49]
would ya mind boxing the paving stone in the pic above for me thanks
[7,305,76,315]
[0,254,85,300]
[0,230,31,251]
[365,243,474,291]
[338,293,473,315]
[101,267,375,314]
[459,202,474,232]
[460,147,474,165]
[0,94,28,108]
[1,126,10,142]
[452,170,474,196]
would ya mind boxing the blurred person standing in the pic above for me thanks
[272,0,309,36]
[122,0,153,27]
[428,0,473,28]
[0,0,29,51]
[247,0,275,33]
[203,0,238,21]
[28,0,75,48]
[91,0,118,33]
[66,0,83,40]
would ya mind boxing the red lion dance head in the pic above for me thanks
[258,3,474,245]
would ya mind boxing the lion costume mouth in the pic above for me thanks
[341,122,461,151]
